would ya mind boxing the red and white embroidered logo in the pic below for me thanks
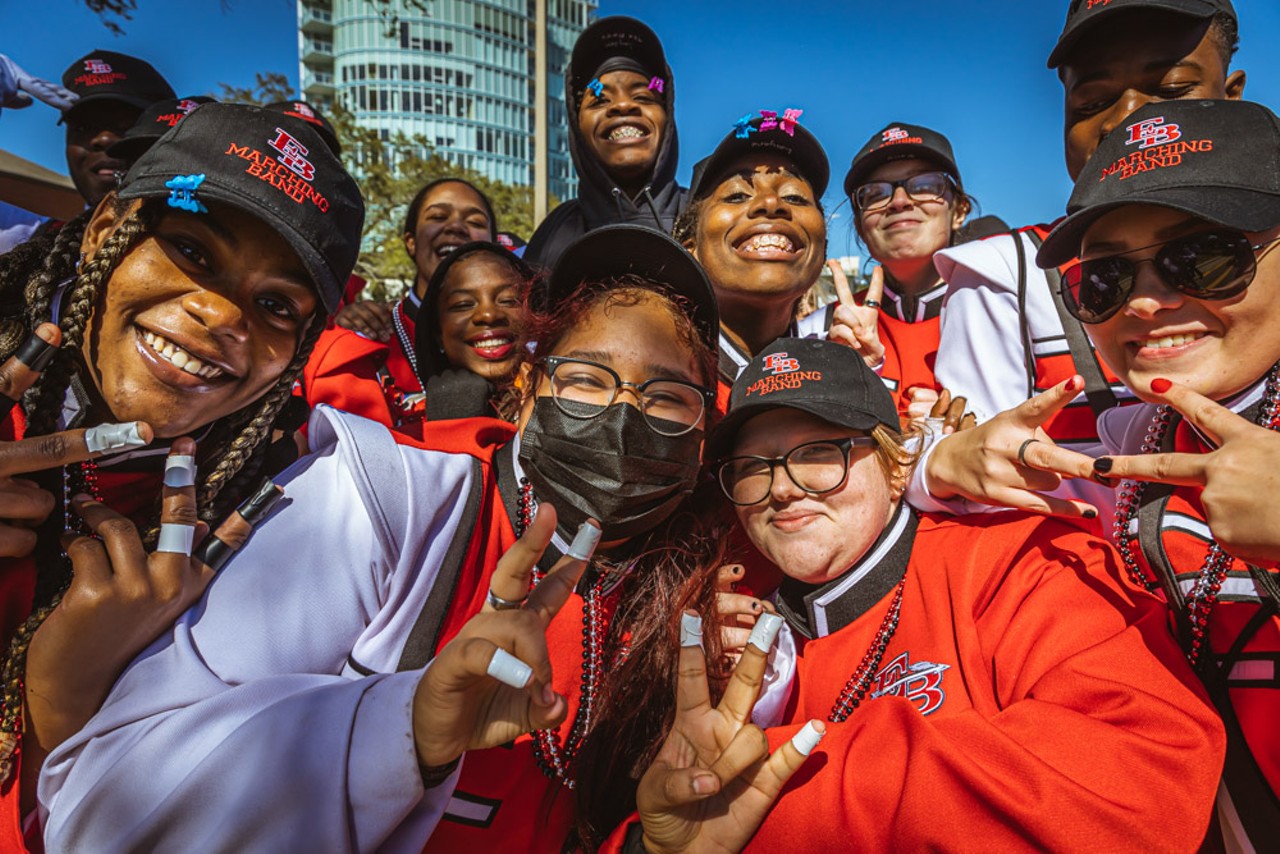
[84,58,113,74]
[292,102,316,119]
[762,353,800,375]
[176,99,201,115]
[1086,0,1112,9]
[882,127,909,143]
[1125,117,1182,150]
[267,128,315,180]
[870,651,950,716]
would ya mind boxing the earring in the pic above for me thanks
[76,253,85,273]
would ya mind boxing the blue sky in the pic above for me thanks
[4,0,1280,258]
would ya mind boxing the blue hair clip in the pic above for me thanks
[587,77,604,98]
[733,113,757,139]
[165,174,208,214]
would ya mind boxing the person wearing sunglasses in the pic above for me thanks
[916,98,1280,850]
[609,335,1221,849]
[38,225,729,852]
[926,0,1245,469]
[825,122,972,417]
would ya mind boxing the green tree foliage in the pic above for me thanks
[215,74,545,302]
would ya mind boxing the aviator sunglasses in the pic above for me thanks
[1061,229,1280,324]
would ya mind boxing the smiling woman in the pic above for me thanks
[0,101,364,849]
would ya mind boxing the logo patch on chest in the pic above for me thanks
[869,651,950,716]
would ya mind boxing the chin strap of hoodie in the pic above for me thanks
[609,184,666,231]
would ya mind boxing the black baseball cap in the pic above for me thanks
[842,122,960,199]
[106,96,216,161]
[708,337,900,460]
[265,100,342,155]
[60,50,175,119]
[118,102,365,315]
[1047,0,1236,68]
[688,110,829,201]
[1037,99,1280,268]
[542,224,718,354]
[569,16,669,108]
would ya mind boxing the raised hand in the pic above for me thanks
[636,612,819,854]
[334,300,394,342]
[0,54,78,113]
[1094,378,1280,566]
[827,262,886,369]
[412,506,595,770]
[924,375,1099,517]
[714,563,769,667]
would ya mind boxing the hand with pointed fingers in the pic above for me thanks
[827,262,885,369]
[22,438,224,805]
[714,563,771,666]
[924,375,1101,518]
[636,612,817,854]
[0,54,78,112]
[905,386,941,422]
[1094,379,1280,565]
[334,300,394,342]
[413,505,593,769]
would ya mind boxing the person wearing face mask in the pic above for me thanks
[303,178,514,429]
[37,225,724,851]
[608,337,1223,851]
[929,0,1245,466]
[524,16,684,269]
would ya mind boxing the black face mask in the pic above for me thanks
[518,397,703,542]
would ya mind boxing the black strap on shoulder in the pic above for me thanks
[1022,230,1119,417]
[1010,230,1038,401]
[1136,416,1190,638]
[396,456,487,671]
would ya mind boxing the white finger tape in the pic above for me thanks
[679,612,703,648]
[790,720,824,757]
[566,521,602,561]
[747,612,784,654]
[163,455,196,488]
[155,523,195,556]
[85,421,147,454]
[486,648,532,689]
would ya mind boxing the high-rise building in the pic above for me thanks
[298,0,595,202]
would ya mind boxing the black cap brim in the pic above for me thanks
[105,133,163,161]
[689,124,829,201]
[707,398,887,461]
[60,92,151,124]
[1047,0,1229,68]
[570,16,668,95]
[1037,186,1280,268]
[543,224,718,354]
[843,144,959,199]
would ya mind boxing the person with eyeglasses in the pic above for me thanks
[38,225,733,852]
[926,0,1245,476]
[605,335,1222,850]
[821,122,974,418]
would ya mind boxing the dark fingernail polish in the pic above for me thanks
[1093,458,1113,474]
[1092,473,1116,487]
[1083,508,1098,520]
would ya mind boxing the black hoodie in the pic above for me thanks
[524,17,686,269]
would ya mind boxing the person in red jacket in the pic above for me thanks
[0,102,364,850]
[620,336,1224,851]
[830,122,974,417]
[303,179,521,429]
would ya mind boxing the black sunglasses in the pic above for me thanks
[853,171,955,212]
[1061,229,1279,324]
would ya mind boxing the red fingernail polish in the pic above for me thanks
[1151,378,1172,393]
[1064,376,1082,393]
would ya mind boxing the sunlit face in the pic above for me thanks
[436,252,523,380]
[79,199,317,438]
[403,182,494,286]
[691,153,826,309]
[856,158,965,267]
[733,408,896,587]
[1061,12,1244,180]
[576,70,666,184]
[517,291,706,435]
[64,101,138,205]
[1080,205,1280,403]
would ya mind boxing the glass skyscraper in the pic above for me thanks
[298,0,595,201]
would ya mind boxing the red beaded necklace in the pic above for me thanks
[1112,367,1280,667]
[828,572,907,723]
[516,479,607,788]
[62,459,103,537]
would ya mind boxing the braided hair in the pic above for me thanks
[0,196,325,605]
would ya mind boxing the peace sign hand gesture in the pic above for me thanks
[1094,378,1280,565]
[827,262,886,369]
[636,612,820,854]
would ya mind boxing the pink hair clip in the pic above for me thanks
[759,109,779,132]
[780,108,804,137]
[648,76,664,93]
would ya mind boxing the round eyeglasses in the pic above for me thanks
[715,436,877,506]
[541,356,712,436]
